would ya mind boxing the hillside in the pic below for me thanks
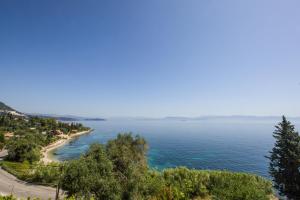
[0,102,25,117]
[29,114,106,121]
[0,102,14,111]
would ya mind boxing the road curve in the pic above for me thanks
[0,150,62,199]
[0,167,59,199]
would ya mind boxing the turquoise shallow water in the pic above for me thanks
[52,118,300,178]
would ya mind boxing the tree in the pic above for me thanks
[0,132,5,150]
[6,136,41,163]
[268,116,300,199]
[106,133,148,199]
[61,143,120,200]
[61,133,149,200]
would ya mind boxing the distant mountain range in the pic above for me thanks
[120,115,300,122]
[0,101,105,121]
[1,101,299,122]
[162,115,300,121]
[29,113,106,122]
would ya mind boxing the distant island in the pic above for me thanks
[29,114,106,122]
[84,118,106,121]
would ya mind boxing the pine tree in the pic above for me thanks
[268,116,300,199]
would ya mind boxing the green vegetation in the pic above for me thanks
[0,110,275,200]
[0,161,33,180]
[0,114,88,136]
[0,195,76,200]
[6,135,41,163]
[61,134,149,199]
[267,116,300,199]
[0,113,89,163]
[0,161,62,186]
[160,168,272,200]
[62,144,120,200]
[0,195,17,200]
[1,133,273,200]
[59,133,273,200]
[0,132,4,150]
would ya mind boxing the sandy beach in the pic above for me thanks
[41,129,92,164]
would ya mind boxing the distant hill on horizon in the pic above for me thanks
[131,115,300,122]
[0,101,15,111]
[0,101,25,117]
[0,101,105,121]
[164,115,300,120]
[28,113,106,122]
[1,101,299,122]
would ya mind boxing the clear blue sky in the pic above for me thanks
[0,0,299,117]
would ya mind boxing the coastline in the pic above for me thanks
[41,129,93,164]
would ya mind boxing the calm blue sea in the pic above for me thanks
[52,118,300,178]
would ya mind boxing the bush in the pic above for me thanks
[157,167,273,200]
[0,132,4,143]
[0,161,61,186]
[0,132,5,150]
[0,195,17,200]
[0,161,33,180]
[2,134,274,200]
[106,133,148,199]
[61,144,121,200]
[60,134,273,200]
[30,162,61,186]
[6,136,41,163]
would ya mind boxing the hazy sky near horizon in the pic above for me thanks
[0,0,300,117]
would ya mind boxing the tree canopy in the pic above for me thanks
[268,116,300,199]
[6,135,41,163]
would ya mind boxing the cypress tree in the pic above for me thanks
[268,116,300,199]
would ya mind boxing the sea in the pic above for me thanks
[52,117,300,178]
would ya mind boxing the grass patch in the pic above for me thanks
[0,160,33,180]
[0,161,60,186]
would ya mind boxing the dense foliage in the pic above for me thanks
[0,113,89,163]
[0,195,17,200]
[0,124,274,200]
[59,133,273,200]
[0,161,61,186]
[61,134,149,199]
[0,161,33,180]
[0,114,88,135]
[106,134,148,199]
[0,132,4,150]
[62,144,120,199]
[6,135,41,163]
[0,133,274,200]
[267,116,300,199]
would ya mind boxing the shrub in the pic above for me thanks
[0,195,17,200]
[30,162,61,186]
[6,136,41,163]
[0,161,33,180]
[157,167,273,200]
[61,144,121,200]
[0,132,5,150]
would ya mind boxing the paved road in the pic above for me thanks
[0,150,61,199]
[0,167,59,199]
